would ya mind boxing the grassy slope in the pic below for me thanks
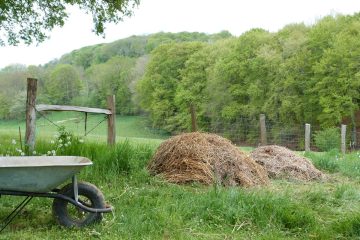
[1,116,360,239]
[0,113,168,146]
[0,145,359,239]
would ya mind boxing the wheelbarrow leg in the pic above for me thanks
[72,175,78,202]
[0,196,33,233]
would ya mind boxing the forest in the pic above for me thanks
[0,13,359,135]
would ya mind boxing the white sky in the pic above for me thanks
[0,0,360,69]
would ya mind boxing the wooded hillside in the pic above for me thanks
[0,14,359,134]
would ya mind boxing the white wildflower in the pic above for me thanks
[67,136,71,140]
[32,151,37,155]
[50,140,55,144]
[21,152,25,156]
[47,151,51,155]
[59,139,63,143]
[11,139,16,145]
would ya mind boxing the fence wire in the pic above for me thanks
[162,116,360,152]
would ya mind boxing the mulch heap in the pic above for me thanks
[148,132,269,187]
[250,145,324,181]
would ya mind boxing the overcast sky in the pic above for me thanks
[0,0,360,69]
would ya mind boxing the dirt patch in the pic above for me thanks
[250,145,324,181]
[148,132,269,187]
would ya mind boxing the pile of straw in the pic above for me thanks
[250,145,324,181]
[148,132,269,187]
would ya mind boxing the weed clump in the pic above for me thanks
[148,132,269,187]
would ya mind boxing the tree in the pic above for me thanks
[313,18,360,127]
[0,0,139,45]
[175,39,234,130]
[137,42,204,131]
[85,56,136,115]
[45,64,82,104]
[206,29,274,121]
[264,23,313,124]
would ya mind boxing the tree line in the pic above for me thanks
[0,14,359,136]
[0,31,231,119]
[138,14,360,134]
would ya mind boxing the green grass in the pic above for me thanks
[1,116,360,239]
[0,113,168,146]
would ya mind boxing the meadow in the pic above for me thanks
[0,114,360,239]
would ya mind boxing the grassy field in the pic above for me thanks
[0,116,360,239]
[0,112,169,146]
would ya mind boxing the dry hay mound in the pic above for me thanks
[250,145,324,181]
[148,132,269,187]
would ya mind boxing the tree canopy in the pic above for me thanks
[0,13,359,141]
[0,0,139,45]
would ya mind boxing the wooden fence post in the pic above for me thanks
[25,78,37,152]
[305,123,311,152]
[259,114,267,145]
[190,103,197,132]
[107,95,116,145]
[341,124,346,154]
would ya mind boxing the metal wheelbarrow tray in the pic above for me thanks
[0,156,113,232]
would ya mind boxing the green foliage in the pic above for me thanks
[312,21,360,127]
[138,14,360,134]
[0,94,11,119]
[0,64,29,120]
[8,91,27,119]
[85,56,136,115]
[145,32,211,52]
[137,42,205,131]
[45,64,82,105]
[1,12,360,137]
[0,0,139,45]
[314,128,341,152]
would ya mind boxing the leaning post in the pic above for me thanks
[25,78,38,153]
[107,95,116,145]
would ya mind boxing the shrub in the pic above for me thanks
[314,128,340,152]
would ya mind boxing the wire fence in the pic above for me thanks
[150,116,360,152]
[5,109,358,152]
[202,119,360,152]
[31,113,360,153]
[196,118,307,150]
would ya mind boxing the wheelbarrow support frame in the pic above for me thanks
[0,175,112,233]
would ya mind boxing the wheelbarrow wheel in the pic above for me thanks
[52,181,106,227]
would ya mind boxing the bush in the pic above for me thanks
[314,128,340,152]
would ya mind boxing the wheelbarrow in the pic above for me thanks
[0,156,113,232]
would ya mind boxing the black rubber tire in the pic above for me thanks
[52,182,106,228]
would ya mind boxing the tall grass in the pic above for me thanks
[1,134,360,239]
[305,150,360,178]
